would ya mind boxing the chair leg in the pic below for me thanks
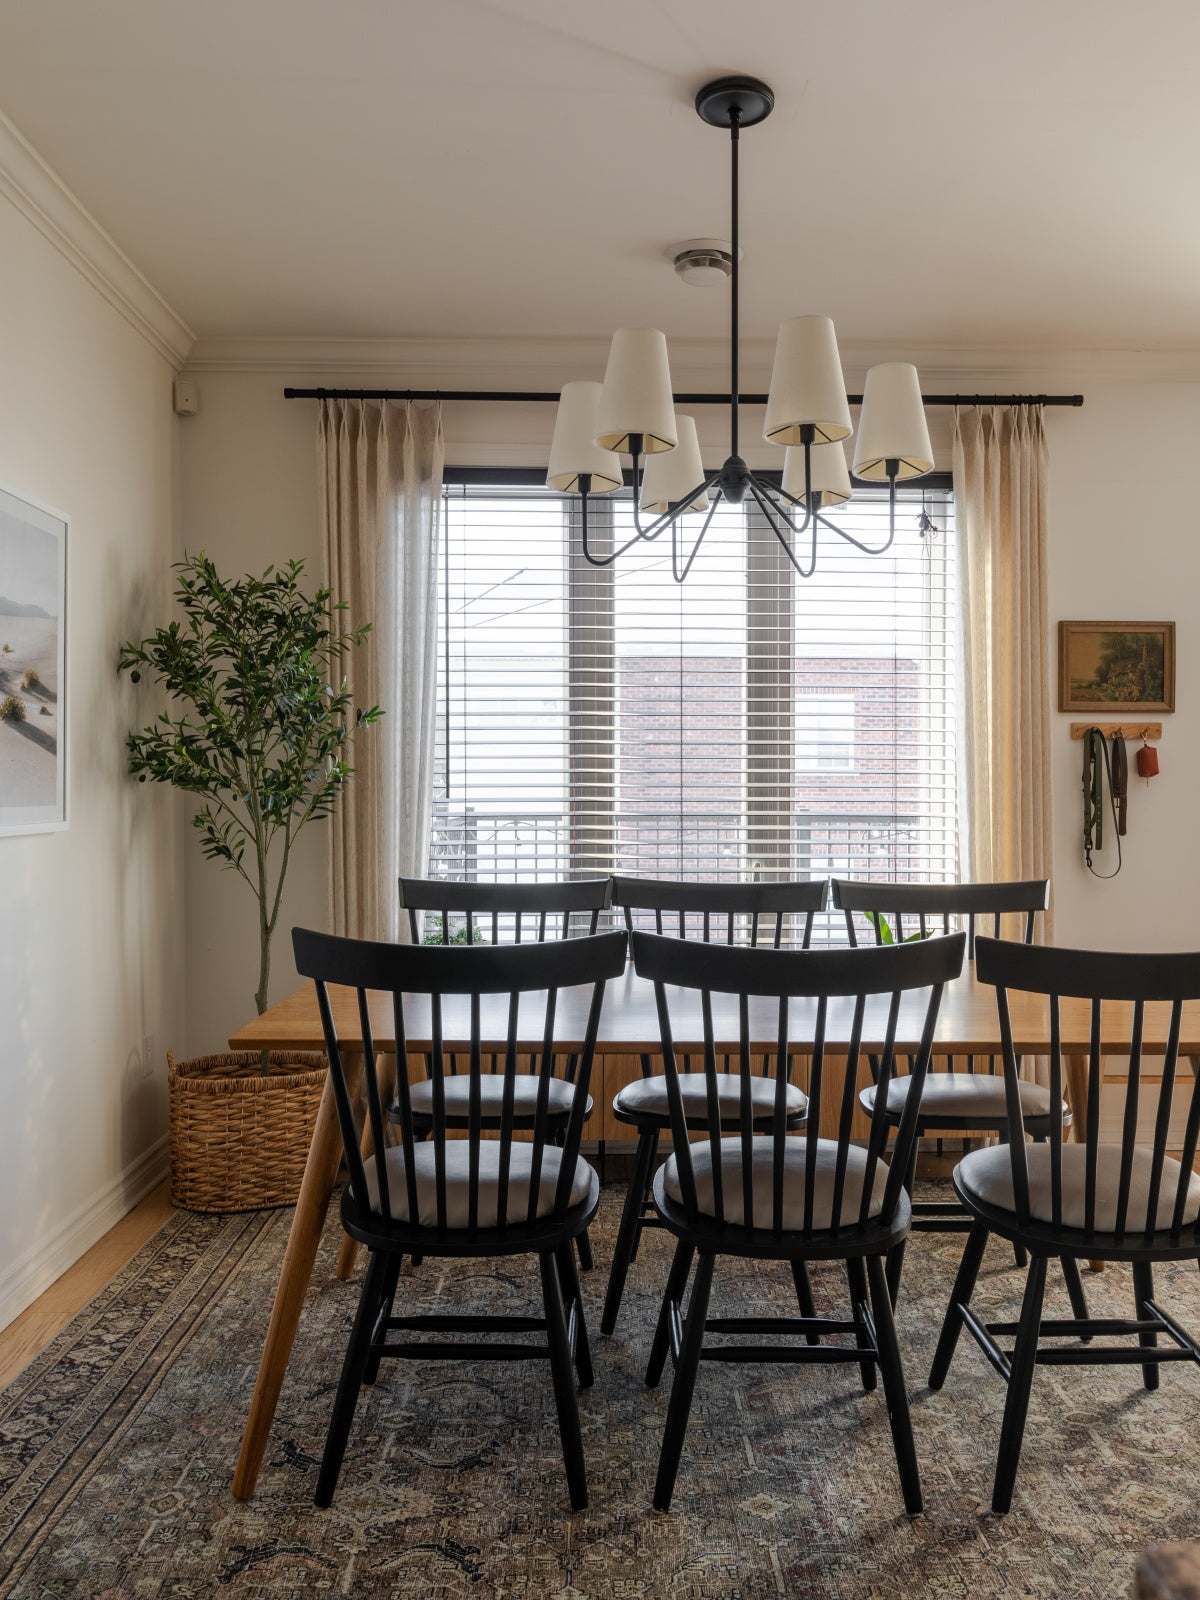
[653,1250,715,1513]
[991,1252,1048,1514]
[539,1250,588,1512]
[1133,1259,1159,1392]
[600,1129,659,1336]
[790,1258,820,1345]
[555,1240,594,1390]
[551,1125,594,1273]
[315,1250,389,1508]
[884,1137,921,1306]
[866,1253,923,1515]
[362,1253,403,1386]
[1008,1129,1029,1268]
[929,1220,990,1390]
[1060,1254,1091,1337]
[646,1240,695,1388]
[846,1258,877,1392]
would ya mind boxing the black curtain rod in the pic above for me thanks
[283,386,1084,408]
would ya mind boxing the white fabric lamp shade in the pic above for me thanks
[640,415,708,514]
[547,382,623,493]
[763,315,853,446]
[781,440,852,507]
[852,362,934,481]
[595,328,678,455]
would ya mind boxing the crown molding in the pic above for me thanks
[184,331,1200,389]
[0,110,194,369]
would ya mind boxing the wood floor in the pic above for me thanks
[0,1181,175,1389]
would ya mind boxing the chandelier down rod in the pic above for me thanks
[282,387,1084,406]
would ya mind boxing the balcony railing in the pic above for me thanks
[429,804,931,886]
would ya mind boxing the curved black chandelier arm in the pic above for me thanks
[580,466,726,567]
[628,457,723,541]
[753,472,814,534]
[762,461,901,557]
[579,485,661,568]
[671,488,725,583]
[580,517,656,569]
[748,479,818,579]
[822,470,898,556]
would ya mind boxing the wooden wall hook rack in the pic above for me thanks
[1069,722,1162,740]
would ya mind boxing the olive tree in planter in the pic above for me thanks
[120,552,381,1211]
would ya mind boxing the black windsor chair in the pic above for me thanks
[400,875,612,947]
[599,875,827,1337]
[830,878,1087,1308]
[929,937,1200,1514]
[632,927,966,1513]
[292,925,627,1511]
[399,876,613,1271]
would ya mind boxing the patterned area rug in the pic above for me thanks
[2,1186,1197,1599]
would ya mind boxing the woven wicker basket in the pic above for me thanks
[167,1049,328,1212]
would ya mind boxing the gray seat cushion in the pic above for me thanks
[616,1071,807,1124]
[862,1072,1056,1120]
[662,1135,889,1230]
[958,1142,1200,1233]
[362,1141,595,1227]
[408,1074,589,1120]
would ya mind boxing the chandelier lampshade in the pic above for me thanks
[852,363,935,482]
[781,439,852,508]
[763,315,854,446]
[547,382,624,494]
[594,328,678,455]
[640,415,709,514]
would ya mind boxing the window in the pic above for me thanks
[432,475,958,916]
[796,697,856,773]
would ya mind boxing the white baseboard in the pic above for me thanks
[0,1136,170,1334]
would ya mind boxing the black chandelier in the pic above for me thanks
[546,76,934,582]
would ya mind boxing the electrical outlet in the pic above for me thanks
[142,1033,155,1078]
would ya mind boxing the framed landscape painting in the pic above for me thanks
[1057,620,1175,715]
[0,484,67,834]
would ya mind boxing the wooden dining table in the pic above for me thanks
[226,962,1200,1499]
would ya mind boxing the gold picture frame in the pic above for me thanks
[1057,620,1175,714]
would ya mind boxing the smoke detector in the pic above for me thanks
[671,238,736,287]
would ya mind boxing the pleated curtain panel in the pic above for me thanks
[317,398,444,942]
[953,404,1053,928]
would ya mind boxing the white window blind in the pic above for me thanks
[432,478,958,928]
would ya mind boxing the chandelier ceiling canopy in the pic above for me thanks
[546,75,934,582]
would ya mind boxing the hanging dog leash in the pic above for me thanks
[1082,726,1123,877]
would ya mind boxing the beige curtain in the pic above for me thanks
[317,399,444,941]
[953,405,1052,923]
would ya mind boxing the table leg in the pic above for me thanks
[1063,1051,1107,1273]
[232,1052,362,1500]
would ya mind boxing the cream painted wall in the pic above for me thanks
[1046,383,1200,947]
[174,372,326,1057]
[175,350,1200,1057]
[0,190,185,1329]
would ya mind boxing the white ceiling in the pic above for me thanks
[1,0,1199,350]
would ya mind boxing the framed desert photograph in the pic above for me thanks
[0,483,67,835]
[1057,619,1175,715]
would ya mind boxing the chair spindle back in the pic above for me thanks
[631,931,965,1237]
[399,876,613,947]
[613,876,827,950]
[976,937,1200,1248]
[832,878,1048,959]
[294,928,627,1235]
